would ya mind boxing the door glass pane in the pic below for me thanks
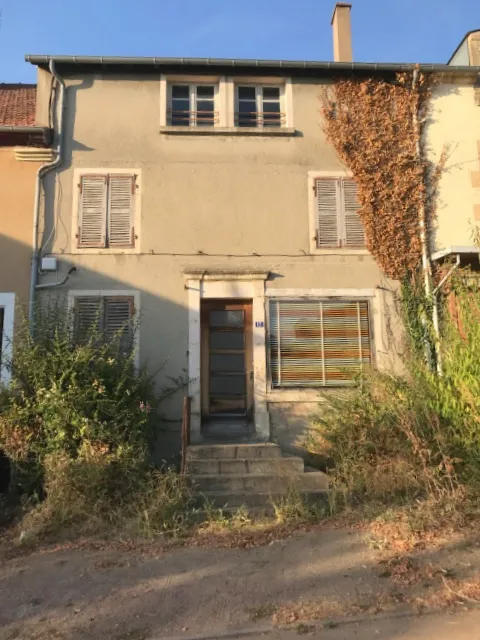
[209,310,244,327]
[210,374,246,394]
[210,330,244,350]
[210,353,245,372]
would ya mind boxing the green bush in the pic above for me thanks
[0,302,168,496]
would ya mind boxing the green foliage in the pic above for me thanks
[0,302,165,495]
[312,272,480,509]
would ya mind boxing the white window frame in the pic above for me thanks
[0,293,15,387]
[307,170,370,255]
[234,84,284,128]
[71,168,142,255]
[160,75,225,128]
[67,290,141,369]
[167,82,218,127]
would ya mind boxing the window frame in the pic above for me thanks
[67,290,141,368]
[71,169,142,255]
[0,293,14,387]
[234,83,285,128]
[266,295,374,390]
[167,82,218,127]
[307,171,370,255]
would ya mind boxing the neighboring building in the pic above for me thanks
[0,84,52,385]
[428,29,480,265]
[23,6,480,459]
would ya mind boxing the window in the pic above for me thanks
[74,296,135,354]
[236,85,283,128]
[168,84,216,126]
[269,299,371,387]
[0,293,14,386]
[0,307,4,376]
[314,178,365,248]
[77,174,136,249]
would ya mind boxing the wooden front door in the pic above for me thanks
[201,300,253,419]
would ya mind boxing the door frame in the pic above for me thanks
[200,299,253,420]
[184,271,270,443]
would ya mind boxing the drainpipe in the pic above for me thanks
[28,60,66,329]
[432,255,461,375]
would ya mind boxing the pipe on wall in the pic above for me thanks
[28,60,66,329]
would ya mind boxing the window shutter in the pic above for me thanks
[78,176,107,248]
[316,179,340,247]
[269,299,371,388]
[104,296,134,353]
[108,175,135,247]
[342,179,365,247]
[74,297,102,343]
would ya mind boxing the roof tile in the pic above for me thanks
[0,84,37,126]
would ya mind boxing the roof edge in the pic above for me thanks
[447,29,480,64]
[24,54,480,76]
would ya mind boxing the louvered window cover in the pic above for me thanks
[74,296,134,354]
[269,299,372,387]
[78,174,135,248]
[315,178,365,248]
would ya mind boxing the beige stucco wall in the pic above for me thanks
[428,83,480,252]
[0,148,39,306]
[38,73,403,459]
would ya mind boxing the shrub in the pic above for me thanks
[0,302,174,496]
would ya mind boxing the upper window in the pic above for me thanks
[168,84,217,127]
[269,299,372,388]
[236,85,283,128]
[314,177,365,248]
[77,174,137,249]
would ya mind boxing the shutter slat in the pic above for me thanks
[343,179,365,247]
[78,176,107,248]
[74,297,102,343]
[316,179,340,247]
[104,297,134,353]
[108,175,135,247]
[269,299,371,387]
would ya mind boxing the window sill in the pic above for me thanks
[267,388,354,403]
[159,126,296,137]
[309,247,370,256]
[70,248,140,255]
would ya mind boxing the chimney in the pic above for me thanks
[331,3,353,62]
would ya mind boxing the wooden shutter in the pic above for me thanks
[269,299,371,388]
[78,176,107,248]
[316,179,340,247]
[74,297,102,343]
[342,179,365,247]
[104,296,134,353]
[108,175,135,247]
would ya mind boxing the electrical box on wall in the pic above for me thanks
[41,257,57,272]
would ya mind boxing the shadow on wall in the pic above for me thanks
[0,233,190,466]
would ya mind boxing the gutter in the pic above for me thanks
[28,59,66,329]
[0,125,50,135]
[24,54,480,76]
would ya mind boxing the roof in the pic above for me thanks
[25,55,480,79]
[448,29,480,64]
[0,84,36,126]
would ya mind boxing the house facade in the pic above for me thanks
[23,8,480,459]
[0,84,52,386]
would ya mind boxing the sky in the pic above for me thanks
[0,0,478,83]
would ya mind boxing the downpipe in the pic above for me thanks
[28,59,66,330]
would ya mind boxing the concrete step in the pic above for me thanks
[190,471,330,494]
[199,490,331,509]
[186,456,304,476]
[186,443,282,461]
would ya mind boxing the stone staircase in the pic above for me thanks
[185,442,330,512]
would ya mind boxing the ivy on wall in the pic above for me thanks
[322,72,443,281]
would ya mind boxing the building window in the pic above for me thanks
[74,295,135,354]
[77,174,136,249]
[314,177,365,248]
[168,84,217,127]
[235,85,283,128]
[0,307,4,377]
[269,299,371,387]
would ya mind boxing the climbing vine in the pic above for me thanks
[322,71,443,281]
